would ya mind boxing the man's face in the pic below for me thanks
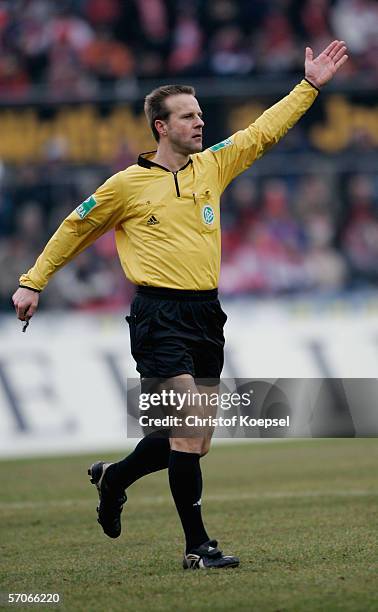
[160,94,205,154]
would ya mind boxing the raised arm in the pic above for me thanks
[204,40,348,191]
[252,41,348,157]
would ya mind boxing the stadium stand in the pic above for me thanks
[0,0,377,310]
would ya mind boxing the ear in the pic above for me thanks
[155,119,167,138]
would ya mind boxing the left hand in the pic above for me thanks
[305,40,348,89]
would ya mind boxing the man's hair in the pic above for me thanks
[144,84,196,142]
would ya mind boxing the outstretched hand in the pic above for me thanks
[305,40,348,89]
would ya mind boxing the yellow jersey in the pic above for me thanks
[19,80,318,292]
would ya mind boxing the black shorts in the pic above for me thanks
[126,286,227,381]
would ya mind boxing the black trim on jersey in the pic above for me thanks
[138,152,169,171]
[173,172,180,197]
[138,152,193,172]
[19,284,41,293]
[137,152,193,198]
[304,77,320,93]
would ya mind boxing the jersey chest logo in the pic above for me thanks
[202,204,215,225]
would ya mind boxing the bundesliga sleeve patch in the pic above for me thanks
[209,137,233,152]
[75,195,97,219]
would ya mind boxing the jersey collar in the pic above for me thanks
[138,151,193,172]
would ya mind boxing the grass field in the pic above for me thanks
[0,439,377,612]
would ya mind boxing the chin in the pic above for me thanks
[190,141,203,153]
[176,142,202,156]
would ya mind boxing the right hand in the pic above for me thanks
[12,287,40,321]
[304,40,348,88]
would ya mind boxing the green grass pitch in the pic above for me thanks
[0,439,377,611]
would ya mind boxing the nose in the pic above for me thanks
[196,115,204,128]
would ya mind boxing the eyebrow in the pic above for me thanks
[180,110,203,117]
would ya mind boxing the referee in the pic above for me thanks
[13,41,348,570]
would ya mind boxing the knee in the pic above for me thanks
[170,437,203,455]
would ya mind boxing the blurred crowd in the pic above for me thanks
[220,172,378,296]
[0,0,377,97]
[0,161,377,310]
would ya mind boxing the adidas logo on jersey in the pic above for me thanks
[147,215,160,226]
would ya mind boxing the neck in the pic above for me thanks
[152,143,190,173]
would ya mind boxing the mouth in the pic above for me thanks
[192,135,202,140]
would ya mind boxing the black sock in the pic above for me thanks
[168,450,209,554]
[107,432,170,491]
